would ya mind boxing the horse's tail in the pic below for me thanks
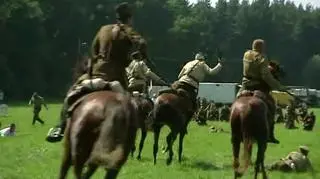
[238,104,254,176]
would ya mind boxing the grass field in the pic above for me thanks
[0,104,319,179]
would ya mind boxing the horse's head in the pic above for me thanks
[268,60,285,80]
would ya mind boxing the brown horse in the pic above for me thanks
[130,95,154,160]
[58,91,138,179]
[230,61,285,179]
[150,91,193,165]
[230,91,269,179]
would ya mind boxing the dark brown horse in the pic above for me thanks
[230,91,269,179]
[130,95,154,160]
[150,91,193,165]
[58,91,138,179]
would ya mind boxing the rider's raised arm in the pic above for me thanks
[203,61,222,76]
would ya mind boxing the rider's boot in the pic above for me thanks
[45,100,69,143]
[267,118,280,144]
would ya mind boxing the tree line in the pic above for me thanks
[0,0,320,100]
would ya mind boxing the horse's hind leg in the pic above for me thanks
[166,132,178,165]
[162,132,173,153]
[153,126,161,165]
[231,137,241,179]
[137,128,147,160]
[59,125,72,179]
[131,142,136,158]
[178,131,186,163]
[255,141,268,179]
[104,169,120,179]
[59,146,72,179]
[81,164,98,179]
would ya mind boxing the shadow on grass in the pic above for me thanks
[129,156,153,163]
[183,161,221,171]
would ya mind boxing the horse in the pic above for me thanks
[130,94,154,160]
[230,61,285,179]
[58,91,139,179]
[230,91,269,179]
[150,90,193,165]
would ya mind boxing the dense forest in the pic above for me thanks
[0,0,320,100]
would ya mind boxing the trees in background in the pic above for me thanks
[0,0,319,99]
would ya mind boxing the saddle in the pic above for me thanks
[67,79,126,114]
[237,89,267,101]
[237,89,275,118]
[158,87,191,100]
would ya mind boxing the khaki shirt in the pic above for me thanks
[242,50,284,91]
[284,151,312,172]
[178,60,222,88]
[126,60,161,86]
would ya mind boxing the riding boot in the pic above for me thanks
[267,118,280,144]
[45,100,69,143]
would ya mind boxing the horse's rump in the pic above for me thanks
[69,91,138,169]
[151,93,187,130]
[231,95,269,141]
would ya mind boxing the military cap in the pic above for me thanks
[195,53,205,60]
[252,39,265,52]
[299,145,309,153]
[115,2,132,20]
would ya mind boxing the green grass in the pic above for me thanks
[0,104,319,179]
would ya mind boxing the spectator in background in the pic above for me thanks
[29,92,48,125]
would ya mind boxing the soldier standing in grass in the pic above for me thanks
[29,92,48,125]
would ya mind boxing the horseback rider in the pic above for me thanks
[172,52,222,114]
[46,2,147,143]
[237,39,287,144]
[127,51,167,94]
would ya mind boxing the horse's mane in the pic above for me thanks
[72,56,89,82]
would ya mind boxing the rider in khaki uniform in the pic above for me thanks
[237,39,287,144]
[172,53,222,114]
[46,2,147,143]
[127,51,166,94]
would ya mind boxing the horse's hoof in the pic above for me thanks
[235,171,243,178]
[166,158,172,166]
[267,138,280,144]
[136,156,141,160]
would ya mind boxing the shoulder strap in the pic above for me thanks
[179,60,201,80]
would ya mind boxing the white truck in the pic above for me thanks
[198,83,239,104]
[148,82,239,104]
